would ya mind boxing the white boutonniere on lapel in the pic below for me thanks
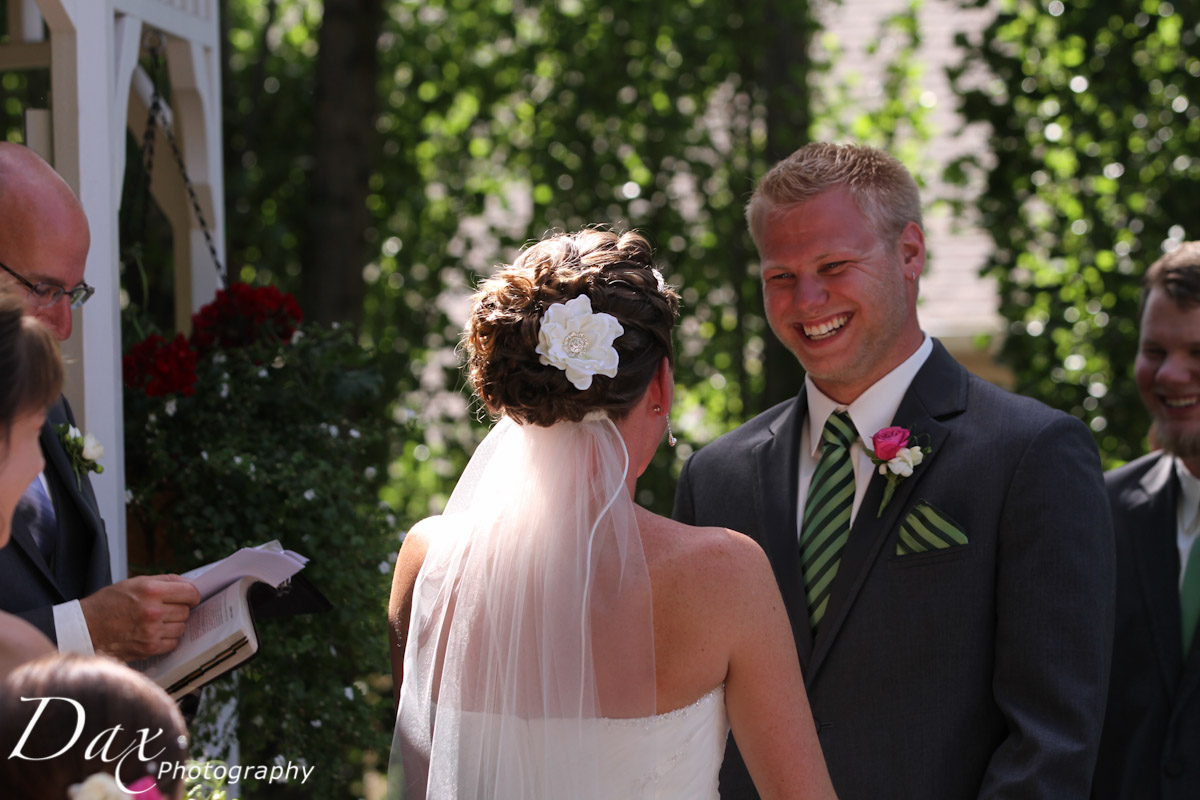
[56,424,105,490]
[867,426,931,517]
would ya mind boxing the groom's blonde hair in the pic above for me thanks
[747,142,923,246]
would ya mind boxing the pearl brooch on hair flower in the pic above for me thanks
[536,295,623,391]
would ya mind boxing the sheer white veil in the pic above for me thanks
[390,412,657,798]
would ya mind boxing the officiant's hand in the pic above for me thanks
[80,575,201,661]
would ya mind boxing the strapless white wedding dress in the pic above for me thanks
[394,685,729,798]
[587,684,728,797]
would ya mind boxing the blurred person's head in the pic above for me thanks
[1136,242,1200,467]
[0,143,92,342]
[0,293,61,546]
[0,654,188,799]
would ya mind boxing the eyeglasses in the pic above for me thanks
[0,260,95,309]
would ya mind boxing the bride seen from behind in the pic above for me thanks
[388,229,836,799]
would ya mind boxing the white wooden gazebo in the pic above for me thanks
[0,0,225,578]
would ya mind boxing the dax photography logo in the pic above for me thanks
[7,695,317,791]
[7,695,175,793]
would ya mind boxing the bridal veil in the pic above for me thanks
[390,414,658,798]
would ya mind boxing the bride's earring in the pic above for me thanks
[654,405,677,447]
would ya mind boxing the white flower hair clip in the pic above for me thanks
[535,295,623,391]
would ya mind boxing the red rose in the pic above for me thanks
[872,426,911,461]
[124,333,197,397]
[190,282,302,354]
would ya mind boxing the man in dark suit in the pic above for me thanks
[1095,241,1200,799]
[674,142,1114,799]
[0,142,198,661]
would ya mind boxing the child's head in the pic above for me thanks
[0,654,189,799]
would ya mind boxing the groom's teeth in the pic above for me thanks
[1164,396,1200,408]
[804,314,849,340]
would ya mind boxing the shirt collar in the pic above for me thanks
[804,334,933,455]
[1175,457,1200,535]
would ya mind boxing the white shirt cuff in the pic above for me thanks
[52,600,95,655]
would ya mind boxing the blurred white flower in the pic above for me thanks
[81,433,104,462]
[67,773,126,800]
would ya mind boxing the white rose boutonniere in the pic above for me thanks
[535,295,624,391]
[56,424,105,491]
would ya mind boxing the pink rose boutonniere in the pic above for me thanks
[867,426,931,517]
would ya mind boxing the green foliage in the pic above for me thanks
[814,0,935,166]
[950,0,1200,465]
[211,0,943,539]
[124,321,398,799]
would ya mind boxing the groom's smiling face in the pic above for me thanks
[1136,286,1200,462]
[757,187,925,404]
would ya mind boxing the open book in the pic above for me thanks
[132,542,318,699]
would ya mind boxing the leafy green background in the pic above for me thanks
[3,0,1196,795]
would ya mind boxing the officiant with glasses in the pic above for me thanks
[0,143,199,662]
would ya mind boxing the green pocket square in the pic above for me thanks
[896,501,968,556]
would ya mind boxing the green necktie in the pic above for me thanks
[1181,540,1200,657]
[801,411,856,633]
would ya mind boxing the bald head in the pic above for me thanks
[0,143,90,341]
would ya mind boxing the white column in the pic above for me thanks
[37,0,129,578]
[166,34,225,327]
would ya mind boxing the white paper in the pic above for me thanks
[184,540,309,600]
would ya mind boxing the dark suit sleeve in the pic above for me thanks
[0,397,109,647]
[672,454,698,526]
[981,414,1115,798]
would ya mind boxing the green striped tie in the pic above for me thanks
[801,411,856,633]
[1182,541,1200,658]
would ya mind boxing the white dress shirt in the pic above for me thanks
[1174,458,1200,590]
[797,334,933,545]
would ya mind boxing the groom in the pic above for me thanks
[674,142,1115,799]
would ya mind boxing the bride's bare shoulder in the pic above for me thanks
[638,509,771,586]
[401,513,465,547]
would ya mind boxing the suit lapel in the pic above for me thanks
[808,342,966,678]
[1127,456,1185,697]
[2,418,77,598]
[42,400,105,541]
[752,393,815,667]
[7,485,60,593]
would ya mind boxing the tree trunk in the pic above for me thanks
[301,0,381,326]
[755,0,814,413]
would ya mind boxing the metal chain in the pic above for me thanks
[143,35,227,285]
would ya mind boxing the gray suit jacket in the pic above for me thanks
[674,340,1115,800]
[0,397,111,643]
[1094,452,1200,800]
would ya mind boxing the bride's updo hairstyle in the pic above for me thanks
[466,229,680,426]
